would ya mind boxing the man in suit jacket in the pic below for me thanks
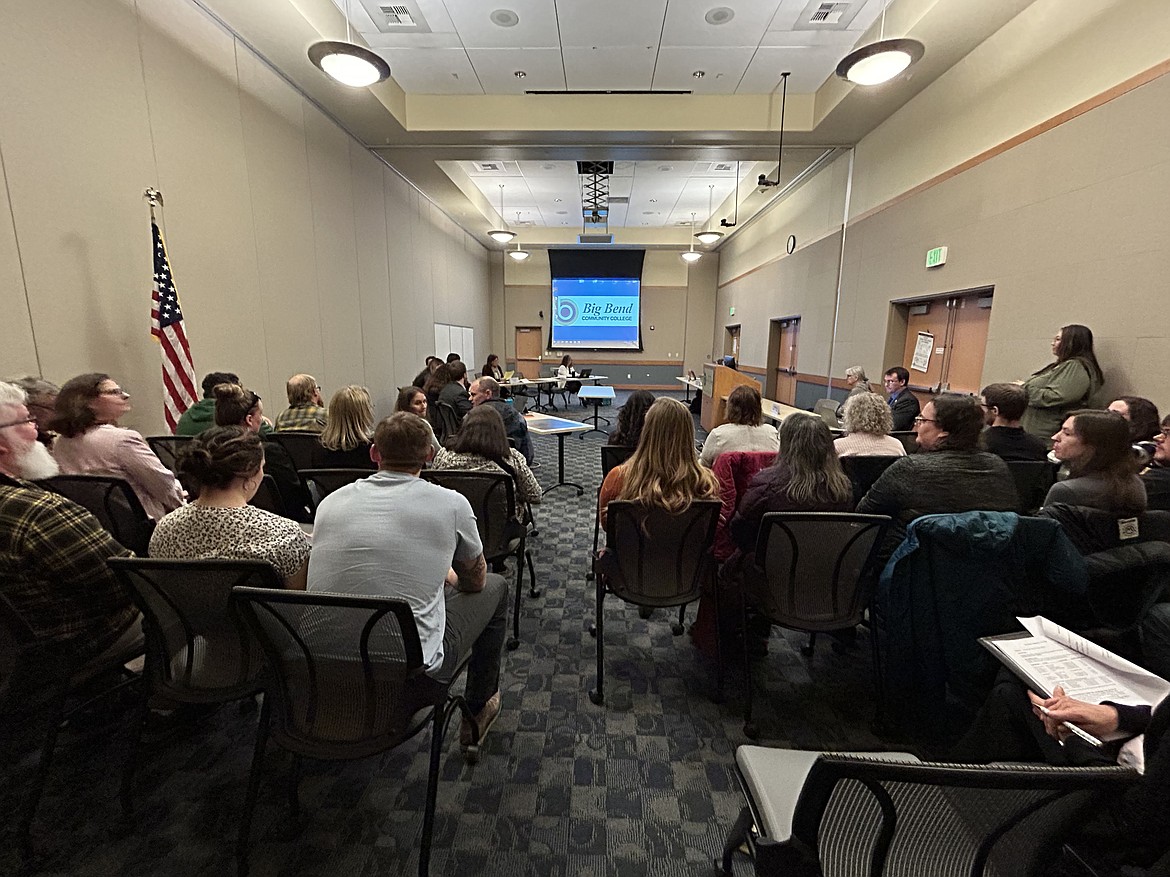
[883,366,921,432]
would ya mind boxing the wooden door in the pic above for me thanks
[514,326,543,379]
[901,302,950,392]
[771,317,799,405]
[944,295,992,393]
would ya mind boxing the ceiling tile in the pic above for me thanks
[651,46,754,94]
[768,0,885,34]
[466,48,565,93]
[556,0,668,49]
[375,47,483,93]
[441,0,561,49]
[562,46,657,91]
[737,46,840,93]
[660,0,783,48]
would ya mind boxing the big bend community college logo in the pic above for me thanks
[554,298,578,325]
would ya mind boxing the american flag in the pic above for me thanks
[149,220,197,432]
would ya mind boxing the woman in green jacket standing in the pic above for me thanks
[1020,323,1104,444]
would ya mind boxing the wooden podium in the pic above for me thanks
[700,364,761,432]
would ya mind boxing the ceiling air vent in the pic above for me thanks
[578,234,614,245]
[793,0,860,30]
[609,197,629,205]
[363,0,431,34]
[379,4,415,26]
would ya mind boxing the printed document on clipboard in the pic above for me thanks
[980,616,1170,748]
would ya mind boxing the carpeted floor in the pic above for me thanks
[3,390,893,877]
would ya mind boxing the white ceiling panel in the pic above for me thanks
[768,0,884,34]
[466,48,565,93]
[361,31,464,50]
[376,47,482,93]
[651,46,755,94]
[556,0,668,49]
[660,0,784,48]
[562,46,657,91]
[441,0,561,49]
[738,46,840,94]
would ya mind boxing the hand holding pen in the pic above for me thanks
[1027,685,1120,744]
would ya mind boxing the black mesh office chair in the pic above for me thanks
[267,431,320,472]
[37,474,155,556]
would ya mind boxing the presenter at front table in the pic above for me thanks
[556,354,575,388]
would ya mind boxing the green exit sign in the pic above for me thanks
[926,246,948,268]
[729,306,736,316]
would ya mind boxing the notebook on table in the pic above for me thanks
[502,370,515,381]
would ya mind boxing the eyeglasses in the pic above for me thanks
[913,416,939,425]
[1158,429,1170,440]
[97,387,129,397]
[0,416,37,429]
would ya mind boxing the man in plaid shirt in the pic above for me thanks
[274,374,328,433]
[0,381,141,664]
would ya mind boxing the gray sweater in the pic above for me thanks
[1043,473,1147,514]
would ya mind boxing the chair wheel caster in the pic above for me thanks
[588,625,597,638]
[589,689,604,706]
[743,722,760,740]
[529,588,542,599]
[506,637,520,651]
[671,623,685,636]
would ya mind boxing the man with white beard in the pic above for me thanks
[0,381,141,664]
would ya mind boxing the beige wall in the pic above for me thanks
[0,0,490,432]
[716,2,1170,412]
[495,249,717,375]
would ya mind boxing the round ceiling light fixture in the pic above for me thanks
[307,0,391,88]
[695,184,724,245]
[681,212,703,264]
[704,7,735,25]
[490,9,520,27]
[836,37,924,85]
[487,184,516,244]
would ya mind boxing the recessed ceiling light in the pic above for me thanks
[490,9,520,27]
[514,70,526,79]
[705,7,734,25]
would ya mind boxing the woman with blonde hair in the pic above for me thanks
[599,397,718,527]
[313,385,375,469]
[834,392,907,458]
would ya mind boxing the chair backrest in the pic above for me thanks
[601,499,721,606]
[108,558,283,702]
[421,470,518,561]
[248,474,287,517]
[711,450,777,562]
[786,755,1136,877]
[890,430,918,454]
[267,431,321,472]
[1039,503,1170,554]
[565,380,582,394]
[299,469,371,508]
[1006,460,1059,514]
[433,402,460,442]
[37,474,154,556]
[754,512,891,631]
[145,435,193,474]
[813,398,841,427]
[232,586,447,758]
[600,444,636,478]
[840,455,901,505]
[0,592,36,705]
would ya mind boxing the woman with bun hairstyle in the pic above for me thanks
[312,385,376,469]
[150,427,311,589]
[50,372,185,520]
[212,383,312,523]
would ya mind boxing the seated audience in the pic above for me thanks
[275,373,327,433]
[699,385,779,467]
[599,397,718,528]
[481,354,504,380]
[50,373,185,520]
[469,376,532,463]
[608,390,655,447]
[833,392,907,458]
[446,352,461,364]
[307,412,508,757]
[12,375,58,447]
[857,394,1019,546]
[948,675,1170,876]
[412,355,440,389]
[835,365,871,418]
[1142,415,1170,511]
[0,381,142,664]
[312,385,375,469]
[979,382,1049,461]
[394,386,441,454]
[439,360,473,424]
[432,405,541,517]
[176,371,240,437]
[214,383,312,523]
[731,413,854,555]
[1045,409,1147,514]
[150,427,311,589]
[883,366,921,432]
[1108,395,1161,444]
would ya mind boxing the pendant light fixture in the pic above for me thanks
[307,0,391,88]
[507,212,529,261]
[681,212,702,264]
[836,0,924,86]
[694,185,724,245]
[487,185,517,244]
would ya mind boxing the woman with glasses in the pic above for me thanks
[1045,410,1147,514]
[49,373,185,520]
[1142,416,1170,511]
[857,394,1018,549]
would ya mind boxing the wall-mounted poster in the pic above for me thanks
[911,332,934,373]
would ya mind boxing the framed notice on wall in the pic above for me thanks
[911,332,933,373]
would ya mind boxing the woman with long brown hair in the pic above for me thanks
[698,384,779,466]
[1020,324,1104,443]
[431,405,540,517]
[1046,409,1147,513]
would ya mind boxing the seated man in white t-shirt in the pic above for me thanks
[307,411,508,757]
